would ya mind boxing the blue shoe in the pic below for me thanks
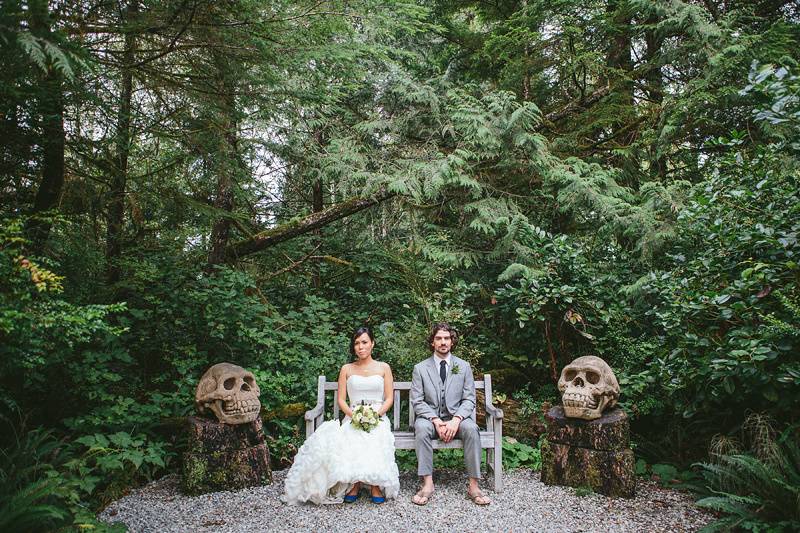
[344,491,360,503]
[371,496,386,504]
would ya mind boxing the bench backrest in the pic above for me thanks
[312,375,494,431]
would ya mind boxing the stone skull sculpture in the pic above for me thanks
[195,363,261,424]
[557,356,620,420]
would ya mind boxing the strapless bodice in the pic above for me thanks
[347,374,384,407]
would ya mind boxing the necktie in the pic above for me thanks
[440,360,447,383]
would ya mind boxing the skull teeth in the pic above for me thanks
[563,392,598,409]
[221,398,260,415]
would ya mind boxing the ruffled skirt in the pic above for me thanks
[282,417,400,505]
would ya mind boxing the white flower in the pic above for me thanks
[351,404,380,432]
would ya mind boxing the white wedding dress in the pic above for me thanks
[282,374,400,505]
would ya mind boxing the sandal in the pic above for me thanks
[370,487,385,504]
[466,489,491,506]
[411,488,434,506]
[344,484,361,503]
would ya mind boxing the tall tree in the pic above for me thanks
[206,46,243,267]
[27,0,65,247]
[106,0,139,287]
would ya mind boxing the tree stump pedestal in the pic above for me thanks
[182,416,272,495]
[541,406,635,498]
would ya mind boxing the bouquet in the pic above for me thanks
[350,403,380,432]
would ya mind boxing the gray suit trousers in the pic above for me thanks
[414,417,481,477]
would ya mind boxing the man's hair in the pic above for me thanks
[427,322,458,351]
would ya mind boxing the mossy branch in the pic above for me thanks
[224,190,395,260]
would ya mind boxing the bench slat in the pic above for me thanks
[333,390,339,420]
[394,431,497,449]
[306,374,503,492]
[324,380,485,390]
[393,390,400,429]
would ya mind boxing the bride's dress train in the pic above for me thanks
[282,375,400,505]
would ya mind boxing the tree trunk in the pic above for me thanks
[106,1,138,288]
[311,176,324,288]
[27,0,65,247]
[606,0,634,111]
[310,126,325,287]
[644,12,666,180]
[604,0,635,181]
[206,51,241,268]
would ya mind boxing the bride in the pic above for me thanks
[282,326,400,505]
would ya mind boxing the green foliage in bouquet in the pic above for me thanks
[350,404,381,433]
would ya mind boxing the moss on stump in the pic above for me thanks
[186,416,267,455]
[181,416,272,495]
[545,406,630,451]
[541,406,635,498]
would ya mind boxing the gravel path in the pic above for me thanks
[99,469,714,532]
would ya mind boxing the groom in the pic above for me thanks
[409,322,491,506]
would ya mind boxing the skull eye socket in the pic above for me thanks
[586,371,600,384]
[243,376,255,391]
[223,377,236,390]
[564,369,577,381]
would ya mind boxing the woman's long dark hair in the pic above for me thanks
[349,326,376,358]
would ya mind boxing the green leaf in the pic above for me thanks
[108,432,133,448]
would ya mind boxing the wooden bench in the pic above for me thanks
[304,374,505,491]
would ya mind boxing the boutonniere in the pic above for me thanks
[451,363,461,375]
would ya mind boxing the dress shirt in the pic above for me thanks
[434,353,452,374]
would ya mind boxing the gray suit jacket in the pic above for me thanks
[410,355,476,422]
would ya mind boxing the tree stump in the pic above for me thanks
[541,406,635,498]
[182,416,272,495]
[476,391,547,442]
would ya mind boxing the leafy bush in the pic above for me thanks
[0,219,126,420]
[0,424,70,532]
[502,436,541,470]
[693,414,800,532]
[0,415,130,533]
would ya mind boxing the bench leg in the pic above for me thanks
[493,450,503,492]
[493,423,503,492]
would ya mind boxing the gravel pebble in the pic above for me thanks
[99,469,714,532]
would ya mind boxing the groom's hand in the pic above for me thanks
[441,418,461,443]
[432,418,447,440]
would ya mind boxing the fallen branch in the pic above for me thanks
[225,189,395,260]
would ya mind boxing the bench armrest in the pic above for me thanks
[304,375,326,421]
[304,403,324,420]
[485,402,504,420]
[482,374,504,421]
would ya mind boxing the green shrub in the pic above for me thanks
[0,424,70,533]
[502,436,541,470]
[692,414,800,532]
